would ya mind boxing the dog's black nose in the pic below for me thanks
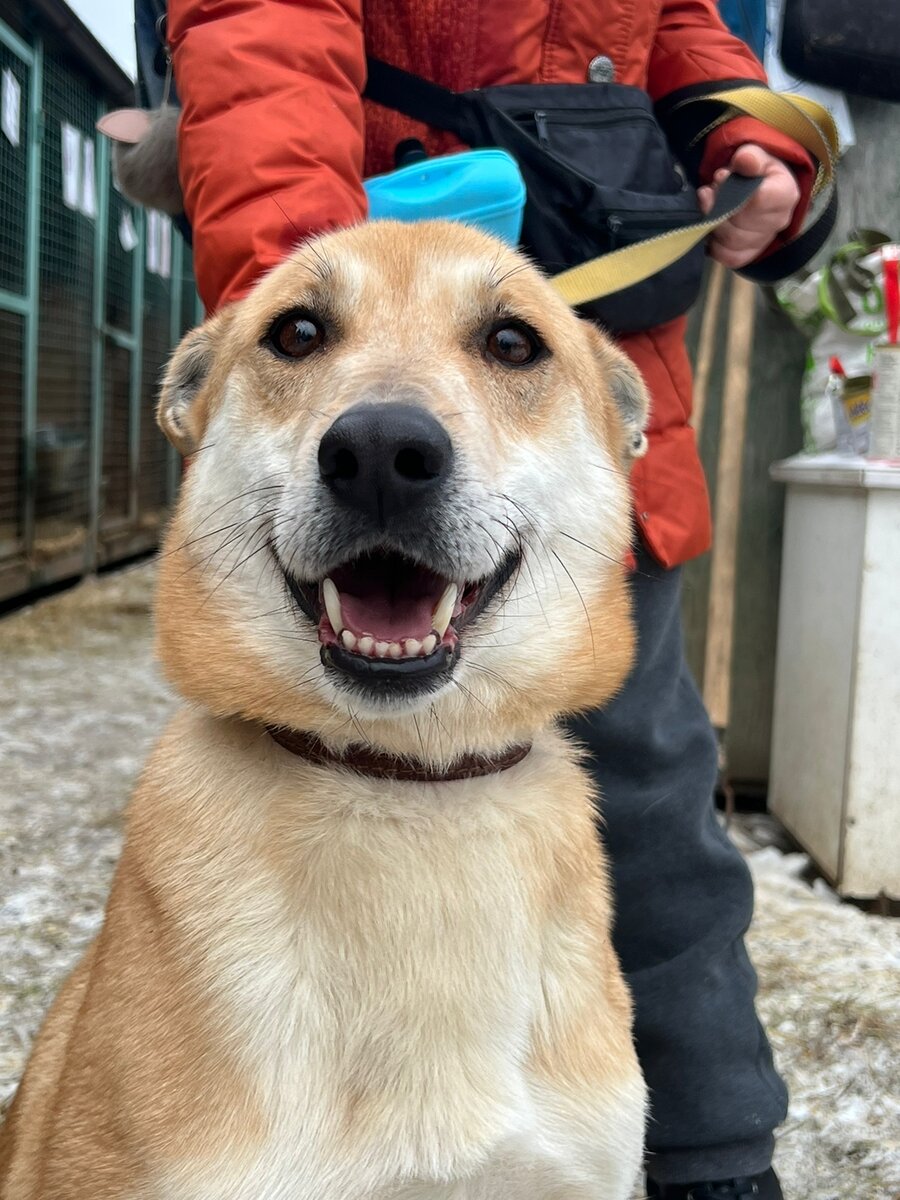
[318,403,453,525]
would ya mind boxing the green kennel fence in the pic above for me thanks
[0,0,200,603]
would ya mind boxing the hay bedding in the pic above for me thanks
[1,564,898,1198]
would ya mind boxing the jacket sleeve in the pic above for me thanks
[647,0,817,251]
[168,0,367,312]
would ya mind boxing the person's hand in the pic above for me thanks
[697,143,801,269]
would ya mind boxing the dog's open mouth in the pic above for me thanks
[283,547,519,697]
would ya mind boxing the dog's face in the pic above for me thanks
[156,221,648,755]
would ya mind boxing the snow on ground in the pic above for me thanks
[739,831,899,1198]
[1,562,898,1198]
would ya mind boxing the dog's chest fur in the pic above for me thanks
[143,713,641,1199]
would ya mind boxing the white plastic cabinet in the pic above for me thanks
[768,453,900,899]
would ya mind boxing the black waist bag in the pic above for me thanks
[781,0,900,103]
[365,61,707,334]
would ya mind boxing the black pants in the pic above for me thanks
[566,548,788,1185]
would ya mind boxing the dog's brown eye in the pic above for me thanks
[486,322,543,367]
[268,311,325,359]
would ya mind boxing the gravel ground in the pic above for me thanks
[1,562,898,1198]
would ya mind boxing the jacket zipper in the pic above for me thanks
[532,107,652,146]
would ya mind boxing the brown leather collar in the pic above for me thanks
[267,725,532,783]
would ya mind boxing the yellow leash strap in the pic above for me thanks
[551,88,839,308]
[552,174,760,307]
[680,87,838,192]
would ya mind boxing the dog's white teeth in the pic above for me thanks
[322,578,343,634]
[432,582,458,639]
[345,635,435,659]
[324,577,458,657]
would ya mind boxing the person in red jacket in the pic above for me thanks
[167,3,812,1197]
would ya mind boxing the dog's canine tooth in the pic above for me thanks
[405,638,422,657]
[358,635,374,655]
[421,634,438,655]
[322,578,343,634]
[341,629,357,651]
[388,642,403,659]
[432,582,458,639]
[375,641,390,658]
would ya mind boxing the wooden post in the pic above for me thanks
[702,274,756,732]
[691,261,728,439]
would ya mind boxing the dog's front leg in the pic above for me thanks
[523,801,647,1200]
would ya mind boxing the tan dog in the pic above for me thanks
[0,221,650,1199]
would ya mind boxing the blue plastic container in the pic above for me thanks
[364,148,526,246]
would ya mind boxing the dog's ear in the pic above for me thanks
[585,325,651,462]
[157,311,228,455]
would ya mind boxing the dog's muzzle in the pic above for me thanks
[277,403,520,702]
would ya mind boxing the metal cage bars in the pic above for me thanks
[0,14,198,602]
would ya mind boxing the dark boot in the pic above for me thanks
[646,1167,784,1200]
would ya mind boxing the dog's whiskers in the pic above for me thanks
[586,457,628,479]
[200,515,296,604]
[171,515,270,558]
[347,705,370,745]
[428,703,450,763]
[551,548,595,663]
[463,661,517,691]
[554,529,652,577]
[175,512,277,584]
[450,677,492,715]
[411,712,428,758]
[178,474,289,536]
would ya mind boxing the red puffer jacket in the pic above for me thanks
[168,0,815,568]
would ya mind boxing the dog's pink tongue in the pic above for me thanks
[339,591,435,641]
